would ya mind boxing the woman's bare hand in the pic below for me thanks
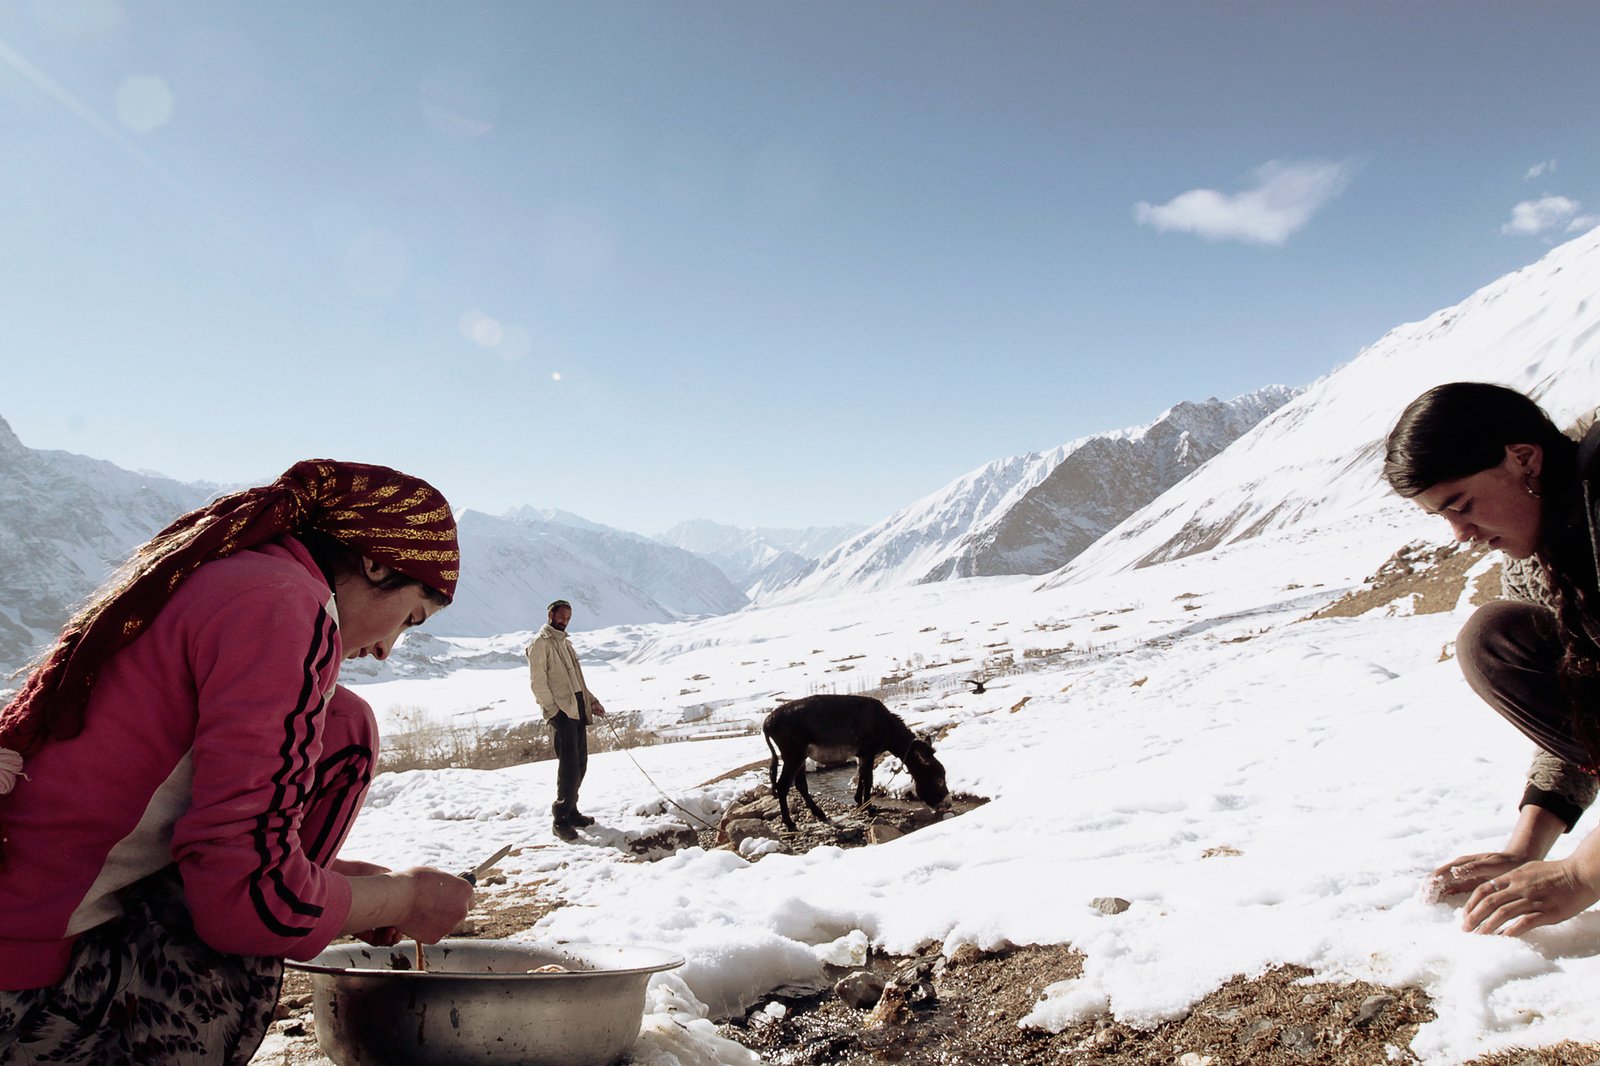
[1425,851,1540,901]
[1459,858,1600,936]
[393,866,474,943]
[343,865,474,943]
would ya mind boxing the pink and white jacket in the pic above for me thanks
[0,538,376,990]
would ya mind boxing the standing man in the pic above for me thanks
[526,599,606,840]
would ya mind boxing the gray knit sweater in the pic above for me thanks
[1500,558,1599,824]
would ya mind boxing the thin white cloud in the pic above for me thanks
[1133,160,1354,247]
[1501,195,1582,236]
[1569,214,1600,233]
[1525,159,1557,180]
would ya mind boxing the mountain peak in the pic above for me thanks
[760,386,1299,602]
[0,416,25,461]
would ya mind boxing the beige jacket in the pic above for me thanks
[526,624,596,723]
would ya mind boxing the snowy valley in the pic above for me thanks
[6,227,1600,1064]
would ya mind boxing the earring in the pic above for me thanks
[1524,471,1542,498]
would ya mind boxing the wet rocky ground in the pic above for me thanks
[724,944,1445,1066]
[692,759,990,858]
[261,758,1600,1065]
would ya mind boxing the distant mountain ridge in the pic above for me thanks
[0,427,750,674]
[654,520,863,599]
[761,386,1299,603]
[432,510,748,638]
[0,419,217,676]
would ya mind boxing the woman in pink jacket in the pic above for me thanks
[0,460,474,1064]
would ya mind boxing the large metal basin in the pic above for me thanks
[287,940,684,1066]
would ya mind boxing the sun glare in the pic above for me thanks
[113,75,173,133]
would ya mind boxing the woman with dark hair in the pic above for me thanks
[1385,382,1600,937]
[0,460,475,1064]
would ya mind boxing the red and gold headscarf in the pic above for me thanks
[0,459,459,764]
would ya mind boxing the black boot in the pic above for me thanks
[568,811,596,827]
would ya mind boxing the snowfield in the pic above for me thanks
[258,501,1600,1065]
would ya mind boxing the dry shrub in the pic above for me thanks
[378,708,665,774]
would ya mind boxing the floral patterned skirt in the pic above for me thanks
[0,865,282,1065]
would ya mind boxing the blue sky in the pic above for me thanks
[3,2,1596,533]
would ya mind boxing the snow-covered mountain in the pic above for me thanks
[1044,224,1600,587]
[762,387,1298,603]
[654,520,863,599]
[0,419,218,677]
[433,510,749,638]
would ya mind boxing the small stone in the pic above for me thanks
[726,816,774,845]
[1279,1025,1317,1054]
[723,818,779,850]
[721,796,780,830]
[946,943,983,967]
[627,825,700,855]
[868,820,904,845]
[1239,1019,1274,1043]
[1178,1054,1213,1066]
[864,983,911,1028]
[889,957,939,1010]
[835,970,887,1010]
[1354,993,1396,1028]
[1091,897,1132,915]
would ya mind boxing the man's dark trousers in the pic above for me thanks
[550,695,589,824]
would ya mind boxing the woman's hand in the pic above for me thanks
[1459,858,1600,936]
[1425,851,1541,901]
[343,865,474,944]
[1425,805,1568,906]
[390,866,475,943]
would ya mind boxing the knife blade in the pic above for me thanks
[461,843,514,886]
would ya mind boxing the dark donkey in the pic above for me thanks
[762,694,950,830]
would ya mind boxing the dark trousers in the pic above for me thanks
[550,711,589,822]
[1457,600,1583,765]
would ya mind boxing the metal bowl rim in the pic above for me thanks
[285,939,685,980]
